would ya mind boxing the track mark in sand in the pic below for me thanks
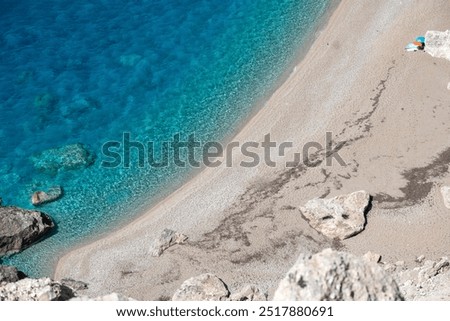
[339,61,396,136]
[191,63,398,256]
[374,147,450,208]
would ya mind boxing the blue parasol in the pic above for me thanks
[416,36,425,43]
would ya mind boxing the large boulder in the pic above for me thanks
[299,191,370,240]
[31,186,63,206]
[0,205,54,257]
[0,266,21,284]
[425,30,450,62]
[441,186,450,209]
[150,229,188,257]
[274,249,403,301]
[172,273,230,301]
[0,278,74,301]
[30,143,96,174]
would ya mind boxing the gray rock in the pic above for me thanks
[32,186,63,206]
[70,293,134,301]
[172,273,230,301]
[416,255,425,264]
[440,186,450,209]
[150,229,188,257]
[0,278,74,301]
[363,251,381,263]
[274,249,403,301]
[30,143,96,174]
[299,191,370,240]
[230,285,267,301]
[60,278,88,292]
[425,30,450,62]
[0,205,54,257]
[0,266,21,283]
[418,257,449,282]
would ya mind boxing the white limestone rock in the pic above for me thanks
[172,273,229,301]
[274,249,403,301]
[299,191,370,240]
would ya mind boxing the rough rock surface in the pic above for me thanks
[440,186,450,209]
[274,249,403,301]
[0,205,54,257]
[60,278,88,292]
[425,30,450,62]
[0,278,74,301]
[0,265,21,284]
[32,186,63,206]
[172,273,230,301]
[150,229,188,257]
[230,285,267,301]
[30,143,96,174]
[396,257,450,300]
[299,191,370,240]
[363,251,381,263]
[70,293,134,301]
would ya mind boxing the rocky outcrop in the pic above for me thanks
[440,186,450,209]
[230,285,267,301]
[0,266,21,284]
[60,278,88,292]
[30,143,96,174]
[32,186,63,206]
[0,274,131,301]
[70,293,134,301]
[396,257,450,300]
[425,30,450,62]
[0,205,54,257]
[150,229,188,257]
[172,274,230,301]
[0,278,74,301]
[299,191,370,240]
[274,249,403,301]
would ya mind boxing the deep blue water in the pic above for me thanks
[0,0,330,276]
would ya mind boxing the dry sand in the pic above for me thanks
[55,0,450,300]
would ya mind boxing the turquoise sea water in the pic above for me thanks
[0,0,330,276]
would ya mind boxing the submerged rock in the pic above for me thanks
[425,30,450,62]
[150,229,188,257]
[34,93,58,111]
[299,190,370,240]
[0,278,74,301]
[274,249,403,301]
[61,96,101,118]
[31,186,63,206]
[440,186,450,209]
[30,143,96,174]
[172,273,229,301]
[0,205,54,257]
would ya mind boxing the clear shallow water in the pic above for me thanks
[0,0,330,276]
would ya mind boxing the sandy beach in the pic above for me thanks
[55,0,450,300]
